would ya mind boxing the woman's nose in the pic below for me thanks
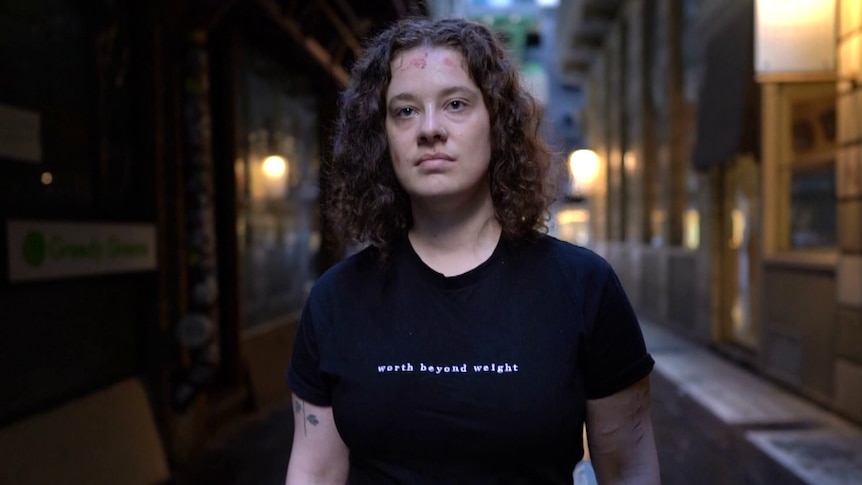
[418,113,447,144]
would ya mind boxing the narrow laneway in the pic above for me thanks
[168,319,858,485]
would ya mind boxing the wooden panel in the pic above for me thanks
[761,265,836,397]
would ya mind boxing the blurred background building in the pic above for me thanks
[1,0,861,483]
[559,0,862,429]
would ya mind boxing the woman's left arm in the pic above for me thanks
[585,376,660,485]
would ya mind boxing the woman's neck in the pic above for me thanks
[407,195,501,277]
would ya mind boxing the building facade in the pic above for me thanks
[561,0,862,424]
[0,0,423,480]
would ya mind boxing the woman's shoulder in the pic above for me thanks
[310,245,382,295]
[508,234,618,305]
[524,234,612,273]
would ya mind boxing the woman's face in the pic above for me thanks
[384,46,492,208]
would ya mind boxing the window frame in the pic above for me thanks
[762,81,839,268]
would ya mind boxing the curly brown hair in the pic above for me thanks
[326,16,555,256]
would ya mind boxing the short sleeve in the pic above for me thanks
[581,265,654,400]
[286,293,333,406]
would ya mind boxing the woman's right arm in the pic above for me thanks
[284,394,349,485]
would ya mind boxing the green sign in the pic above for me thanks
[7,220,157,282]
[22,230,46,268]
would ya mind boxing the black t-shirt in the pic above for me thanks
[287,234,654,484]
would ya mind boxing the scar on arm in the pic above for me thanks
[293,397,320,435]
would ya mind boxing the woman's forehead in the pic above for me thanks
[386,47,477,97]
[391,46,465,70]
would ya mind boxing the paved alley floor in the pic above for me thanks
[168,319,862,484]
[166,404,294,484]
[642,319,862,485]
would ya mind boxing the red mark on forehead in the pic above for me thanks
[396,50,430,71]
[395,56,426,72]
[407,58,426,70]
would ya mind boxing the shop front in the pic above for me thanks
[0,0,426,479]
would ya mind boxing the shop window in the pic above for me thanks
[235,44,320,328]
[790,165,836,249]
[781,87,837,251]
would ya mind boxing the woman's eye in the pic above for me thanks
[448,100,467,111]
[395,107,416,117]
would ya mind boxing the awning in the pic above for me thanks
[691,2,760,172]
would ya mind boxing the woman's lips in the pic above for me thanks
[416,152,455,166]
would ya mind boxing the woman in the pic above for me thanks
[285,17,660,485]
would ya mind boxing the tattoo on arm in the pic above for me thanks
[293,397,320,436]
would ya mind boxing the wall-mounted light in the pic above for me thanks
[255,154,289,200]
[755,0,837,79]
[568,149,600,200]
[262,155,287,180]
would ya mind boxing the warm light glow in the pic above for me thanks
[40,172,53,185]
[262,155,287,179]
[684,209,700,249]
[624,151,638,173]
[758,0,831,15]
[755,0,837,74]
[555,208,590,246]
[556,208,589,225]
[730,209,747,249]
[842,0,861,38]
[568,149,600,196]
[756,0,835,31]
